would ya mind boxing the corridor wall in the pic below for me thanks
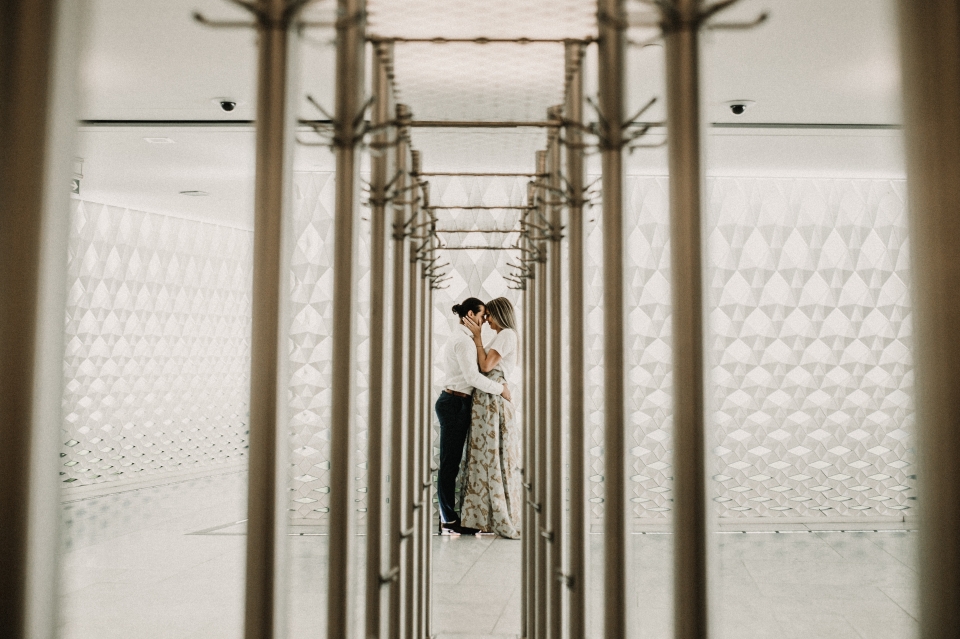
[63,173,374,527]
[60,172,914,525]
[609,175,915,524]
[60,200,252,486]
[286,171,373,525]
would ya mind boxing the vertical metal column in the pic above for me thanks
[0,2,80,637]
[597,0,628,637]
[523,179,538,639]
[564,40,587,639]
[243,2,299,637]
[413,158,428,639]
[546,108,564,639]
[327,0,367,635]
[663,2,709,637]
[388,104,412,639]
[366,41,393,639]
[422,182,435,639]
[520,286,530,639]
[417,220,428,639]
[898,3,960,638]
[405,150,423,639]
[535,150,549,639]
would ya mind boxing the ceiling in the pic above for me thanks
[76,0,905,228]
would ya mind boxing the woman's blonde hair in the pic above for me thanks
[485,297,517,332]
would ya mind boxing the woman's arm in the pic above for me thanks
[478,348,502,373]
[463,316,503,372]
[453,339,507,396]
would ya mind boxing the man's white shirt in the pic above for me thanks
[440,324,504,395]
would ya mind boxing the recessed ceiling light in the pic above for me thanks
[144,137,175,144]
[179,190,209,197]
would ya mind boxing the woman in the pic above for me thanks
[459,297,522,539]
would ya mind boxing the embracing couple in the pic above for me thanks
[435,296,522,539]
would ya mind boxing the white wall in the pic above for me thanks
[62,172,916,524]
[61,200,252,485]
[598,176,915,522]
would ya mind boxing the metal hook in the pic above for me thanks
[192,11,257,28]
[622,96,658,129]
[706,11,769,30]
[194,0,320,29]
[306,94,336,122]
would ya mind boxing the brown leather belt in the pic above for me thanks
[444,389,470,398]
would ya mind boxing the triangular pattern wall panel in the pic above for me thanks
[61,201,253,484]
[59,174,915,524]
[609,176,914,522]
[287,172,371,522]
[705,178,914,517]
[624,177,675,517]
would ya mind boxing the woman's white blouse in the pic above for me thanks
[486,328,518,383]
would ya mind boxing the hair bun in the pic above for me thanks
[451,304,461,315]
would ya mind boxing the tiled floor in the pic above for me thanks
[432,535,521,638]
[59,474,917,639]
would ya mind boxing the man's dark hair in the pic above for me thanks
[451,297,484,318]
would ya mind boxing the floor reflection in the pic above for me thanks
[60,472,248,639]
[60,478,917,639]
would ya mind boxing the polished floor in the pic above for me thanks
[60,473,917,639]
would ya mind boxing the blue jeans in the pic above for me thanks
[435,391,473,523]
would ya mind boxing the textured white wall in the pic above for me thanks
[286,172,373,521]
[61,173,915,523]
[61,200,252,485]
[611,176,915,521]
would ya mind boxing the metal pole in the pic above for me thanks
[423,186,435,639]
[418,231,429,639]
[367,36,594,45]
[408,120,557,128]
[388,104,412,639]
[0,1,80,636]
[523,180,537,639]
[414,160,429,639]
[419,172,543,177]
[405,150,423,639]
[546,107,564,639]
[597,0,627,637]
[425,288,434,639]
[432,247,525,251]
[366,40,392,639]
[663,2,709,637]
[428,206,532,211]
[243,2,299,637]
[898,3,960,638]
[327,0,367,635]
[521,272,529,639]
[564,40,587,639]
[535,150,549,639]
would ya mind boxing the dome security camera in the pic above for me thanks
[725,100,755,116]
[219,100,237,112]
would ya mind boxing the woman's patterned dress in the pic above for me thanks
[459,367,522,538]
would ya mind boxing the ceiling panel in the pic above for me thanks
[75,0,905,225]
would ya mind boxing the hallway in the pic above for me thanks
[5,0,960,638]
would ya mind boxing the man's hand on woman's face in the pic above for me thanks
[463,314,483,339]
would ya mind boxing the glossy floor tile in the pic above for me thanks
[60,475,918,639]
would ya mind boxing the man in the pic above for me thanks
[435,297,511,535]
